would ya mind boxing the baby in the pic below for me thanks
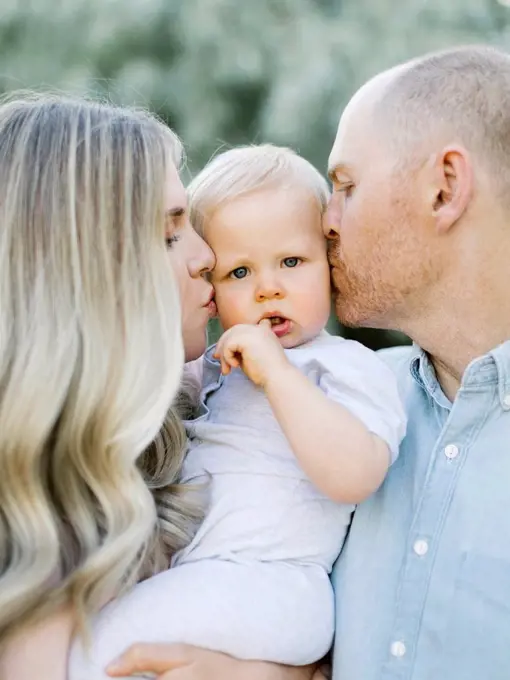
[69,145,406,679]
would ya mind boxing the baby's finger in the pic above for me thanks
[213,338,232,375]
[214,327,235,360]
[223,345,241,371]
[214,345,229,375]
[107,643,190,677]
[213,336,228,369]
[212,337,223,360]
[216,342,237,375]
[220,356,231,375]
[258,318,272,330]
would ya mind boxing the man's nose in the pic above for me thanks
[323,201,341,239]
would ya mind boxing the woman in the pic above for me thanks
[0,92,211,677]
[0,93,325,680]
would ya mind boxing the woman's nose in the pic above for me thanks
[190,232,215,277]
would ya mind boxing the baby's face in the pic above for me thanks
[205,187,331,349]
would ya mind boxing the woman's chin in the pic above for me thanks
[184,335,207,363]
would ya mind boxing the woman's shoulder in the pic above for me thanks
[183,356,204,384]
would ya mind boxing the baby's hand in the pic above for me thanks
[214,320,289,388]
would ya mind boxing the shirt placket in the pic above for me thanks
[381,377,494,680]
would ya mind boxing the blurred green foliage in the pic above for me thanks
[2,0,509,348]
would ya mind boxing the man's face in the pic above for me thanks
[325,96,438,330]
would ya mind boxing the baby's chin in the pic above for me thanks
[277,327,321,350]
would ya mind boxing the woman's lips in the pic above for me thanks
[205,298,217,317]
[202,287,216,317]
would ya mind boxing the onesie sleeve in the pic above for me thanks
[296,336,407,464]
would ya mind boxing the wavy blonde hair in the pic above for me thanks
[0,93,195,643]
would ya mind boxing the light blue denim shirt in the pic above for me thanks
[332,341,510,680]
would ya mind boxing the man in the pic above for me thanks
[109,45,510,680]
[326,43,510,680]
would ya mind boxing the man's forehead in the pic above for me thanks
[328,68,402,171]
[328,106,372,172]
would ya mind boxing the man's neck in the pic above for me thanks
[395,214,510,400]
[402,296,510,402]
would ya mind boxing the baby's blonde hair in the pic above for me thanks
[188,144,330,235]
[0,93,193,642]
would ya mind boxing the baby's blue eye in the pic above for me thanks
[283,257,300,268]
[230,267,248,279]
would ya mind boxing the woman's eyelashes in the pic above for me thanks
[165,234,181,249]
[164,210,187,249]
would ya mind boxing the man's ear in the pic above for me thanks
[430,145,473,233]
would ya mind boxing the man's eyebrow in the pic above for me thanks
[165,206,186,218]
[327,167,338,182]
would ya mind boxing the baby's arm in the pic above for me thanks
[264,361,389,504]
[107,643,322,680]
[215,324,406,505]
[0,607,74,680]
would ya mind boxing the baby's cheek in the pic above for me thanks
[299,288,331,332]
[214,287,247,330]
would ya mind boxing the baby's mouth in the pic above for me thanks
[263,315,292,338]
[267,316,285,326]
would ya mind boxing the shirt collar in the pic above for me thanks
[409,344,452,410]
[409,340,510,411]
[490,340,510,409]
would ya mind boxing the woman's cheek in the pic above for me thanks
[169,258,188,304]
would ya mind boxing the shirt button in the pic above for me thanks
[413,539,429,556]
[503,394,510,410]
[444,443,459,459]
[390,641,406,658]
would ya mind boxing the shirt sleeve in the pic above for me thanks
[297,337,407,464]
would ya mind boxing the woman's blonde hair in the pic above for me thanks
[187,144,330,235]
[0,93,194,642]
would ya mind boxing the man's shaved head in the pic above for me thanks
[377,46,510,185]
